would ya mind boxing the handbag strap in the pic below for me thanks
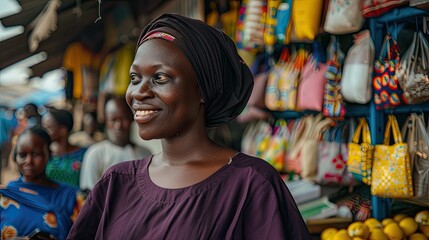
[351,118,364,144]
[362,118,371,144]
[384,115,403,145]
[401,113,417,145]
[352,117,371,144]
[310,114,333,140]
[392,115,403,143]
[379,33,400,60]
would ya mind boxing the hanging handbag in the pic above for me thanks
[285,114,332,179]
[297,55,327,112]
[347,117,374,185]
[264,0,281,51]
[285,116,313,175]
[265,48,308,111]
[361,0,409,18]
[323,36,346,118]
[371,115,414,198]
[238,0,266,50]
[401,113,417,173]
[275,0,293,44]
[373,33,408,109]
[397,31,429,104]
[241,120,272,156]
[291,0,323,41]
[317,120,356,186]
[256,118,289,171]
[413,114,429,197]
[297,40,327,112]
[323,0,365,35]
[341,30,375,104]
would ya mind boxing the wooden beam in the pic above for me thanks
[0,2,99,71]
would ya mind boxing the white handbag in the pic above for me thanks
[341,30,375,104]
[323,0,365,35]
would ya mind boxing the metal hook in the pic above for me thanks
[94,0,102,23]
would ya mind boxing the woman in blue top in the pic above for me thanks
[0,126,83,239]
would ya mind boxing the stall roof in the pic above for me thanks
[0,0,171,77]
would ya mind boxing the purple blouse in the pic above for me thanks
[67,153,311,239]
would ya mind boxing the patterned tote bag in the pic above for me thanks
[371,115,414,198]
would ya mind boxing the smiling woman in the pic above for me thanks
[67,13,311,240]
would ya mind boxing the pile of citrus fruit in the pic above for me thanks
[321,210,429,240]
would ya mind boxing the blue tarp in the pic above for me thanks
[0,85,64,109]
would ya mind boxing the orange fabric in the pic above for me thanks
[63,42,100,99]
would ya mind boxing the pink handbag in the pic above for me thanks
[297,55,327,112]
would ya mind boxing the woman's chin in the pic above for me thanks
[138,133,154,141]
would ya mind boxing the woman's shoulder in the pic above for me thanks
[101,156,151,179]
[233,153,278,171]
[230,153,282,181]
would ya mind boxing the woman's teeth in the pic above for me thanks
[135,110,156,116]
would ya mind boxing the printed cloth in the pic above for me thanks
[0,178,80,239]
[46,148,87,187]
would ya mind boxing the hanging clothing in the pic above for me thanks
[0,177,79,239]
[99,43,135,96]
[63,42,100,100]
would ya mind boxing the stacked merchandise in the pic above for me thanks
[213,0,429,228]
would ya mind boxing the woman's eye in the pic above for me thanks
[32,152,42,157]
[152,73,169,84]
[130,74,141,85]
[18,152,26,158]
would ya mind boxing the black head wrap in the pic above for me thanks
[137,13,254,127]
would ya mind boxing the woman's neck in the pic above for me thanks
[51,139,77,155]
[22,176,58,188]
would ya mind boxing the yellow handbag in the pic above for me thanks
[291,0,323,41]
[347,117,374,185]
[371,115,414,198]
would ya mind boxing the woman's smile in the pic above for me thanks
[134,109,160,124]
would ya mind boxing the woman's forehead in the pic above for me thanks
[134,39,193,71]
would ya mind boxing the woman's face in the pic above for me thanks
[126,39,204,140]
[15,132,50,182]
[41,113,60,141]
[105,99,132,146]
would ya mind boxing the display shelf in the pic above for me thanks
[271,6,429,221]
[368,6,429,220]
[383,102,429,114]
[272,103,370,120]
[398,196,429,207]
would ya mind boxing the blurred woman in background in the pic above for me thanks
[0,126,83,239]
[42,108,87,187]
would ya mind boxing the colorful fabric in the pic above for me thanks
[323,36,346,118]
[46,148,87,187]
[63,42,100,99]
[99,43,135,96]
[0,178,79,239]
[373,34,407,109]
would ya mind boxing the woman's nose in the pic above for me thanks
[24,154,34,164]
[130,78,153,99]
